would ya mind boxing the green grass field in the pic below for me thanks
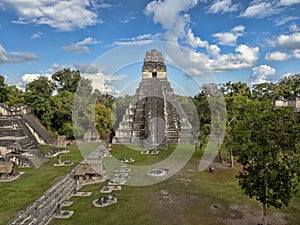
[1,143,299,225]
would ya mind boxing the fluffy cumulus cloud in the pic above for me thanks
[290,23,300,32]
[207,0,238,14]
[293,49,300,58]
[2,0,100,31]
[145,0,259,76]
[22,73,51,83]
[16,73,52,90]
[250,65,276,85]
[0,44,38,64]
[63,37,100,54]
[277,32,300,50]
[83,72,127,95]
[213,25,245,46]
[265,51,291,61]
[43,63,121,94]
[145,0,198,38]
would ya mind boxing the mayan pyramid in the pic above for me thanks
[114,49,193,150]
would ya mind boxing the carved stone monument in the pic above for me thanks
[115,49,193,150]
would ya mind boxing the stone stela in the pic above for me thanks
[114,49,193,150]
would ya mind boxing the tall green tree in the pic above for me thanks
[0,75,9,103]
[5,85,25,105]
[52,68,81,92]
[232,99,299,225]
[95,102,112,138]
[278,74,300,97]
[25,76,55,130]
[193,91,211,151]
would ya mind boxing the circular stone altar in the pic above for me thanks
[147,168,169,177]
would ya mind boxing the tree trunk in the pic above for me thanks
[218,148,224,164]
[229,146,234,167]
[262,203,267,225]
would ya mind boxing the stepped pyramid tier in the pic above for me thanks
[0,104,53,168]
[114,49,193,149]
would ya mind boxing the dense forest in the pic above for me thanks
[1,69,300,141]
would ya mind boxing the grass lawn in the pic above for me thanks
[0,142,97,225]
[1,143,299,225]
[50,145,300,225]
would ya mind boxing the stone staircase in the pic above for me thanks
[26,149,49,168]
[21,114,56,145]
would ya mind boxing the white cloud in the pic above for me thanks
[213,25,245,46]
[113,33,162,46]
[41,63,119,94]
[22,73,51,83]
[62,37,100,54]
[290,23,300,32]
[0,44,38,64]
[240,0,279,18]
[113,40,154,46]
[275,16,298,26]
[293,49,300,58]
[250,65,276,85]
[120,12,136,24]
[280,0,300,6]
[3,0,100,31]
[165,42,259,76]
[121,17,135,23]
[82,71,127,95]
[265,51,291,61]
[207,0,238,14]
[62,44,90,54]
[77,37,101,45]
[213,45,259,70]
[31,32,43,39]
[145,0,260,76]
[145,0,198,38]
[277,32,300,50]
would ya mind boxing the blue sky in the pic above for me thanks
[0,0,300,96]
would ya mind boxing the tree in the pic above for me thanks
[223,82,252,167]
[94,102,112,139]
[193,91,211,151]
[232,99,299,225]
[51,90,74,138]
[52,68,81,93]
[278,74,300,97]
[25,77,55,130]
[252,82,280,101]
[5,85,25,105]
[0,75,9,103]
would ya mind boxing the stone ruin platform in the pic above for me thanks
[71,191,92,197]
[53,210,74,219]
[61,201,73,207]
[100,185,122,193]
[54,161,73,167]
[93,195,117,208]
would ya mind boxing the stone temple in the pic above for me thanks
[0,104,55,168]
[114,49,193,150]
